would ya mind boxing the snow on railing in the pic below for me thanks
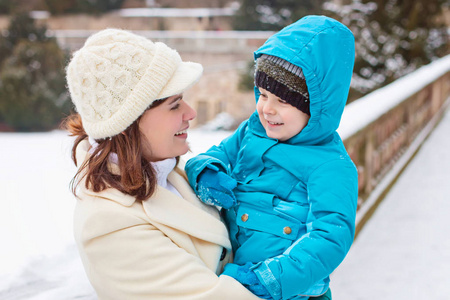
[339,54,450,140]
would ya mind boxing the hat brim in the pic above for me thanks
[156,61,203,100]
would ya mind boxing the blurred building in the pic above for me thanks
[0,1,268,128]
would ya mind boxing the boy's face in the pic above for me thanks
[256,88,310,141]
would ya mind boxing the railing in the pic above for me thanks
[338,54,450,235]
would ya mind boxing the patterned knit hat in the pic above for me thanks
[66,28,203,139]
[255,54,310,115]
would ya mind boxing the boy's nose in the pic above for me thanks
[263,102,276,115]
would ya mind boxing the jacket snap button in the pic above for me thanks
[283,226,292,235]
[241,213,249,222]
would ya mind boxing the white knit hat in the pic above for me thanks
[66,28,203,139]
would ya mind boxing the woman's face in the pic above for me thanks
[139,94,197,161]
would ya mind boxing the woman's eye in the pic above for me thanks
[170,103,180,110]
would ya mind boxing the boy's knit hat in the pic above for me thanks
[66,28,203,139]
[255,54,310,115]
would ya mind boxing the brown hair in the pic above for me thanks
[62,99,168,201]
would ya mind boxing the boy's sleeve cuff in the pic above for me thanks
[252,261,282,300]
[186,157,225,190]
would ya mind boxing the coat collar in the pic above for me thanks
[142,169,231,249]
[75,139,230,248]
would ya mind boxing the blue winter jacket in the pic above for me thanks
[186,16,358,300]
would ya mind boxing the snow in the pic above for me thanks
[0,131,94,299]
[0,129,231,299]
[196,112,236,131]
[338,54,450,140]
[330,103,450,299]
[0,132,76,277]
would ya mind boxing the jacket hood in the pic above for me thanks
[254,15,355,145]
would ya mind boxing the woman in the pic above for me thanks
[64,28,259,299]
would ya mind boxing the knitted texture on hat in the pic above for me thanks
[255,54,310,115]
[66,28,202,139]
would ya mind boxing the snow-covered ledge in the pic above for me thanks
[338,54,450,235]
[339,54,450,140]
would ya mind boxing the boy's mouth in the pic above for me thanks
[268,121,283,126]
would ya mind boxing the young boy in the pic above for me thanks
[186,16,358,300]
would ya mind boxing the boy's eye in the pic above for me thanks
[278,99,287,104]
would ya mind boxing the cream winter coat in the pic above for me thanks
[73,140,259,299]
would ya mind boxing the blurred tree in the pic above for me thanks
[232,0,325,30]
[43,0,77,15]
[324,0,449,101]
[235,0,326,91]
[0,14,71,132]
[76,0,125,13]
[0,0,15,14]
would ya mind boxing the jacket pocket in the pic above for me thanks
[235,205,302,241]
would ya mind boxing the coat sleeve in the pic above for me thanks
[75,199,261,300]
[185,120,248,190]
[252,159,358,300]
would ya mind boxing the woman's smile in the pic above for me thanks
[139,94,196,161]
[174,128,188,138]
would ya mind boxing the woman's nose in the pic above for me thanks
[184,102,197,121]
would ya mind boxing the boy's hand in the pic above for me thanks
[222,262,271,299]
[196,168,237,209]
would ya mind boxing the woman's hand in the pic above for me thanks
[196,168,237,209]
